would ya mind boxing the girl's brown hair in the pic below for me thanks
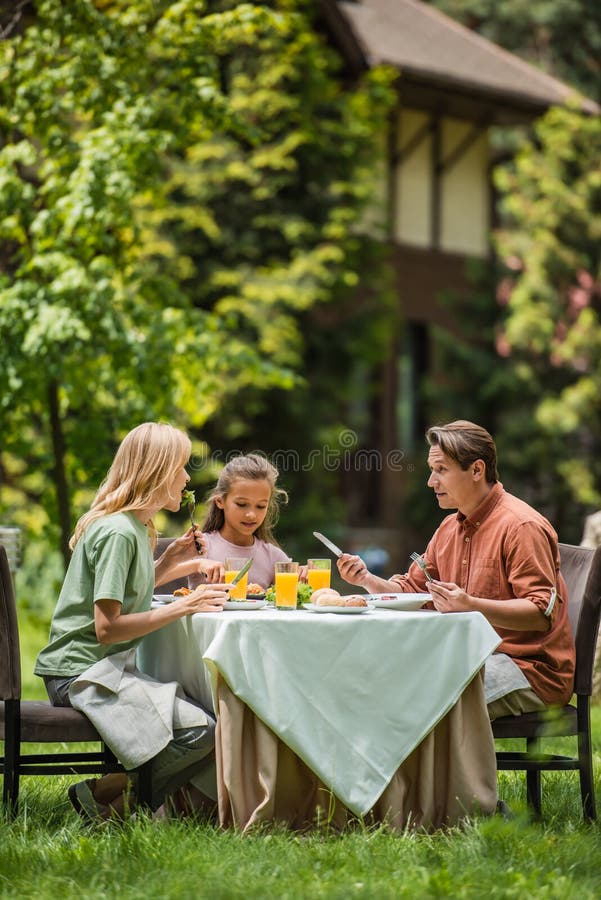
[70,422,191,550]
[202,454,288,545]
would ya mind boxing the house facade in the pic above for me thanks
[318,0,597,564]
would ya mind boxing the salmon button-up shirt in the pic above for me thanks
[390,483,575,706]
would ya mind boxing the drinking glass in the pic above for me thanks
[275,561,299,610]
[307,559,331,592]
[225,557,249,601]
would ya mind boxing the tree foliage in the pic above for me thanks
[423,1,601,533]
[428,0,601,100]
[0,0,394,562]
[494,104,601,509]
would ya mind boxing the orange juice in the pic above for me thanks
[225,568,248,600]
[275,572,298,608]
[307,567,330,591]
[307,558,331,592]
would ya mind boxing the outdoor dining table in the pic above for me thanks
[138,604,502,831]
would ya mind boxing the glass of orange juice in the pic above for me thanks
[275,561,299,610]
[307,559,331,592]
[225,557,249,601]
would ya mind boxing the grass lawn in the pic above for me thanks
[2,621,601,898]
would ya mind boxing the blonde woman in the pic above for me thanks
[35,422,229,822]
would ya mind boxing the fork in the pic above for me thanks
[410,551,433,582]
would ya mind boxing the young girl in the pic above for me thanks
[191,454,292,589]
[35,422,229,821]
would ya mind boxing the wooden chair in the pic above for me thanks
[154,537,188,592]
[0,544,152,819]
[492,542,601,820]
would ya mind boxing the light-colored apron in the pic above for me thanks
[69,648,208,769]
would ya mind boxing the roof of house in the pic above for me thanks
[322,0,598,122]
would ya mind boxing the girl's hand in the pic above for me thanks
[180,583,230,614]
[194,557,225,583]
[337,553,369,586]
[298,564,308,584]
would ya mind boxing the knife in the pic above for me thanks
[313,531,344,558]
[230,557,253,586]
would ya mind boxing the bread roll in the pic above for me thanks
[311,587,340,605]
[315,595,347,607]
[343,595,368,607]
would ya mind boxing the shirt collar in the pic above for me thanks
[456,482,504,533]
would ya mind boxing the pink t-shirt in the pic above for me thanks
[189,530,290,589]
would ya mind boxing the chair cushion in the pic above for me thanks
[0,700,102,743]
[491,704,578,739]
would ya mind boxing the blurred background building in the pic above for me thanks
[308,0,598,567]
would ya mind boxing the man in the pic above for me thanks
[338,420,575,719]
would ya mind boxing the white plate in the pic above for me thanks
[224,599,267,610]
[153,594,177,604]
[303,603,374,615]
[365,593,429,611]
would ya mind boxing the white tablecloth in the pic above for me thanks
[139,607,500,817]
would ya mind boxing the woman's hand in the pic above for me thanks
[154,529,209,588]
[179,583,229,614]
[94,583,229,644]
[163,527,206,564]
[298,564,308,584]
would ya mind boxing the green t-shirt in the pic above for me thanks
[34,511,154,677]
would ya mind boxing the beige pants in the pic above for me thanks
[487,687,546,722]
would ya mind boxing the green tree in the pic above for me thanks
[0,0,393,565]
[429,0,601,99]
[494,104,601,515]
[421,1,601,536]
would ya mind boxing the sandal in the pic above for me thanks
[68,779,110,824]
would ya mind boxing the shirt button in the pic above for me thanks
[462,559,467,565]
[464,536,470,542]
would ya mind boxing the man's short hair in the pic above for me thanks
[426,420,499,483]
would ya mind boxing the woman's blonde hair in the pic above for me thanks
[202,453,288,545]
[70,422,191,549]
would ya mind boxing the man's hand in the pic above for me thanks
[428,580,473,613]
[337,553,369,586]
[429,580,551,631]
